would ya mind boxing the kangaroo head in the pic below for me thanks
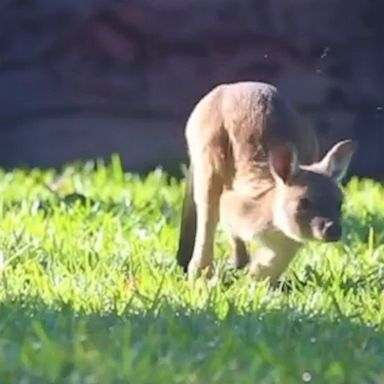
[269,139,356,243]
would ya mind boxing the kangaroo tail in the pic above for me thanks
[176,166,196,273]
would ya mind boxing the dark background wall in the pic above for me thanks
[1,0,384,178]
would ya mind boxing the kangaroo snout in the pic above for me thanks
[315,218,341,242]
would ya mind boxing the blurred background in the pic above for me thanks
[0,0,383,178]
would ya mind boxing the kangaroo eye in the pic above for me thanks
[299,198,311,211]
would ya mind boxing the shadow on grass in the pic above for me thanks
[0,298,383,384]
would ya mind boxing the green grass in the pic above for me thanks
[0,155,383,383]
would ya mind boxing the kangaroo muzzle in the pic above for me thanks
[312,218,342,242]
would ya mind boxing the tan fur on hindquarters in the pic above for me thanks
[176,81,356,283]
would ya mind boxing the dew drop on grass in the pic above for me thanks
[80,334,87,342]
[31,341,42,351]
[195,352,205,362]
[229,360,239,370]
[208,337,219,348]
[136,228,150,239]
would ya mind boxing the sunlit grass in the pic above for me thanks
[0,155,383,383]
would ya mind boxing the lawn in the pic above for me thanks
[0,155,383,384]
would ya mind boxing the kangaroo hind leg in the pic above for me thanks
[228,236,250,270]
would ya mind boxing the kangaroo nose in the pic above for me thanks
[322,220,341,242]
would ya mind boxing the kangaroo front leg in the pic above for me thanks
[249,232,300,286]
[188,167,222,280]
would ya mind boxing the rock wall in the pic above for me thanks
[1,0,384,177]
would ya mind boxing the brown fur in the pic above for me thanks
[176,81,356,285]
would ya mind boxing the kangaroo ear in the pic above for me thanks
[268,143,298,184]
[318,139,357,181]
